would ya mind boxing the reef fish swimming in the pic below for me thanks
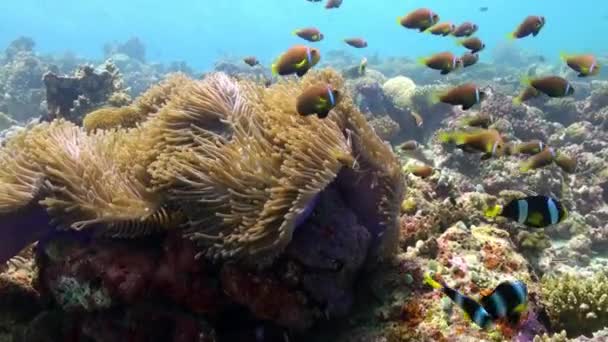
[560,53,600,77]
[461,52,479,67]
[272,45,320,77]
[424,273,494,329]
[457,37,485,53]
[432,83,486,110]
[452,22,478,37]
[425,22,455,36]
[480,281,528,324]
[519,147,577,173]
[296,83,340,118]
[439,128,505,159]
[485,195,568,228]
[344,38,368,48]
[243,56,260,67]
[508,15,545,39]
[418,51,462,75]
[513,86,541,105]
[325,0,342,9]
[293,27,324,42]
[521,76,574,98]
[398,8,440,32]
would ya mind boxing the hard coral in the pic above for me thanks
[43,61,131,124]
[540,272,608,337]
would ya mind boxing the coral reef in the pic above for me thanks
[43,61,131,124]
[540,273,608,337]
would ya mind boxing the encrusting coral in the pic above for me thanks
[0,68,404,267]
[540,272,608,337]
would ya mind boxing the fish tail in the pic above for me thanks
[396,16,402,26]
[416,57,428,66]
[559,52,570,61]
[271,63,279,76]
[519,160,533,172]
[484,205,503,218]
[505,32,516,40]
[512,96,523,106]
[291,30,298,36]
[520,75,532,86]
[438,131,458,144]
[423,272,443,290]
[428,91,442,105]
[455,38,463,46]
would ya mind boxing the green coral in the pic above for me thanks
[517,230,551,251]
[540,272,608,337]
[50,276,112,311]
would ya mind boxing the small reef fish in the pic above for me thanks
[325,0,342,9]
[432,83,486,110]
[398,8,440,32]
[399,140,419,151]
[511,140,545,155]
[520,147,577,173]
[359,57,367,75]
[452,22,478,37]
[479,7,489,12]
[425,22,455,36]
[243,56,260,67]
[293,27,324,42]
[560,53,600,77]
[459,113,493,128]
[480,281,528,324]
[272,45,320,77]
[508,16,545,39]
[461,52,479,67]
[344,38,368,48]
[306,0,322,2]
[417,51,462,75]
[485,195,567,228]
[457,37,485,53]
[407,164,433,178]
[296,84,340,118]
[424,273,494,329]
[438,128,505,159]
[521,76,574,98]
[411,112,423,127]
[513,86,540,105]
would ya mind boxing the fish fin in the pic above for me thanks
[512,96,523,106]
[513,303,528,314]
[437,131,451,143]
[506,32,516,40]
[559,52,570,61]
[527,212,544,226]
[271,63,279,76]
[423,273,443,290]
[484,205,503,219]
[396,16,402,26]
[440,69,450,75]
[480,153,492,160]
[296,68,308,77]
[416,57,428,66]
[428,91,442,106]
[462,103,473,110]
[519,159,533,173]
[291,30,298,36]
[295,58,308,69]
[455,39,463,46]
[520,76,532,87]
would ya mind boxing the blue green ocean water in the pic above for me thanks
[1,0,607,71]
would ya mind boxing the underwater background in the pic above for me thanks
[0,0,608,342]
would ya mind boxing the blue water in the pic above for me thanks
[1,0,607,71]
